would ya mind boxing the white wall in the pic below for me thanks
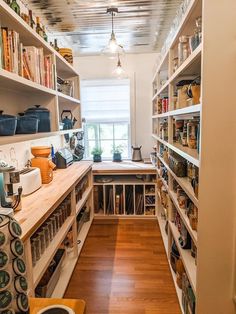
[74,53,158,158]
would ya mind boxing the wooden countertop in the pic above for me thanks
[92,161,156,174]
[14,161,92,241]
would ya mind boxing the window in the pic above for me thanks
[81,79,131,159]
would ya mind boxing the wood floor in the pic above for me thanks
[65,219,181,314]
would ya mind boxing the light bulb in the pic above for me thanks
[115,65,123,75]
[108,32,118,53]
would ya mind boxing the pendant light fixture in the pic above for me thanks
[102,7,124,55]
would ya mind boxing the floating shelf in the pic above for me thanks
[152,104,201,119]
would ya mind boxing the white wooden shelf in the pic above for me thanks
[76,186,93,215]
[152,104,201,119]
[169,189,197,243]
[158,155,199,207]
[152,51,169,83]
[0,0,79,79]
[0,129,83,146]
[152,0,200,79]
[170,43,202,84]
[33,216,74,288]
[152,80,169,100]
[0,68,56,96]
[152,135,199,167]
[157,215,169,254]
[169,221,197,295]
[57,92,81,105]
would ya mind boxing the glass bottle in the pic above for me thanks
[29,10,35,29]
[10,0,20,15]
[54,39,59,52]
[42,26,48,42]
[36,17,43,37]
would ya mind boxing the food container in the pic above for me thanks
[24,105,51,132]
[31,146,51,158]
[169,154,187,177]
[12,258,26,276]
[0,290,13,310]
[0,111,17,136]
[37,305,75,314]
[59,48,73,65]
[16,115,39,134]
[187,119,198,149]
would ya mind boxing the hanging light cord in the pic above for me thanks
[111,11,114,34]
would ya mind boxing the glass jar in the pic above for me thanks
[38,230,46,255]
[14,276,28,294]
[187,120,198,149]
[0,270,11,291]
[42,226,50,248]
[46,221,53,242]
[31,241,37,267]
[31,237,40,261]
[0,290,13,310]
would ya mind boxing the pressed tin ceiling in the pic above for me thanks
[26,0,183,56]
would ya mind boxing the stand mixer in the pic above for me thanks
[0,161,22,214]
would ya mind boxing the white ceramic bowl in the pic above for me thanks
[37,304,75,314]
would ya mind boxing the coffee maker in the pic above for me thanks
[0,164,22,213]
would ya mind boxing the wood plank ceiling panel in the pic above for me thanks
[25,0,182,55]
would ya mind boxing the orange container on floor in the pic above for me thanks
[31,157,56,184]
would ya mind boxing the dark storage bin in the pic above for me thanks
[16,115,39,134]
[0,111,17,136]
[24,105,51,132]
[169,153,187,177]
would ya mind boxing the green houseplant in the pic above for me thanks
[112,145,123,162]
[91,147,103,162]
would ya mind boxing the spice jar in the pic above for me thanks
[0,251,9,270]
[173,57,179,73]
[38,230,46,255]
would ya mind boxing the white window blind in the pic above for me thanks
[81,79,130,123]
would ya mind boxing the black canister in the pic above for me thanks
[24,105,51,132]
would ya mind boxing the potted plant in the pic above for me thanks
[91,147,103,162]
[112,145,123,162]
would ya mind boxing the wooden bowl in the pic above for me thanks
[31,146,51,158]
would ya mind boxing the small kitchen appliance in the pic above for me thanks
[20,167,42,195]
[0,161,22,213]
[55,148,73,169]
[132,146,143,162]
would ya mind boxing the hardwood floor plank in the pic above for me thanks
[65,219,181,314]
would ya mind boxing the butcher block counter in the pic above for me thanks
[14,161,93,297]
[92,160,156,174]
[15,161,93,241]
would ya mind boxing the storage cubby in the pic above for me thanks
[93,168,157,218]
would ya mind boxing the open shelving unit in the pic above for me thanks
[94,174,157,217]
[0,0,82,146]
[152,0,236,312]
[152,0,201,312]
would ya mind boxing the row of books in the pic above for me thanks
[0,26,55,89]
